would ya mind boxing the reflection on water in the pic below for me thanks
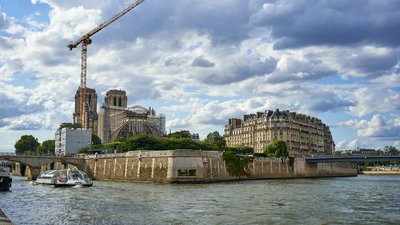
[1,175,400,224]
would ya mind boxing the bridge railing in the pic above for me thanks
[305,155,400,163]
[0,152,15,156]
[1,153,58,157]
[0,152,88,159]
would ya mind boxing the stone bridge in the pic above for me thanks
[1,153,88,180]
[305,155,400,163]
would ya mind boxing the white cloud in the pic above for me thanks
[334,138,389,151]
[393,141,400,149]
[345,88,400,117]
[1,0,400,151]
[336,139,362,151]
[339,114,400,139]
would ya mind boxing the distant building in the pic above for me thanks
[147,108,167,136]
[54,128,92,156]
[191,133,200,141]
[97,89,166,143]
[341,148,382,156]
[352,148,377,155]
[224,109,335,156]
[339,150,353,156]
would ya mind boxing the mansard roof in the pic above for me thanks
[241,109,328,126]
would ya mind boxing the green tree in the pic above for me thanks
[92,134,102,145]
[58,122,82,130]
[37,140,55,155]
[167,131,191,139]
[384,146,399,155]
[204,131,226,149]
[334,151,342,156]
[14,135,40,154]
[263,140,289,158]
[225,146,254,155]
[84,134,219,153]
[369,150,383,156]
[222,151,253,178]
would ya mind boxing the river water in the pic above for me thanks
[1,175,399,225]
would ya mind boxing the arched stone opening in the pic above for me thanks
[3,157,89,180]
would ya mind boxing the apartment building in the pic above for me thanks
[54,128,92,156]
[224,109,334,156]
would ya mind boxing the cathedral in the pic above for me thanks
[73,88,166,143]
[73,87,99,133]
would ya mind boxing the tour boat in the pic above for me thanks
[35,168,93,187]
[0,161,12,191]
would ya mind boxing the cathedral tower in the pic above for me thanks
[73,87,99,135]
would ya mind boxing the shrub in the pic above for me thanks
[222,151,253,178]
[253,153,267,157]
[263,140,289,158]
[225,146,254,155]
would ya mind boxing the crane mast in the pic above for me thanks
[68,0,145,129]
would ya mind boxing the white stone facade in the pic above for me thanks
[224,109,335,156]
[54,128,92,156]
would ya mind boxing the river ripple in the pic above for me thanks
[1,175,399,225]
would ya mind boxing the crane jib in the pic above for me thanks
[67,0,145,50]
[67,0,145,129]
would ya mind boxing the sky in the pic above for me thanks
[0,0,400,153]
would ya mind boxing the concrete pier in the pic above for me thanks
[0,208,13,225]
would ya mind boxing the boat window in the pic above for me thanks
[72,172,83,180]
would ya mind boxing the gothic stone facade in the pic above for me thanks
[98,90,166,143]
[224,109,335,157]
[73,87,99,135]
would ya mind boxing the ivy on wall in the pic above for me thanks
[222,151,253,178]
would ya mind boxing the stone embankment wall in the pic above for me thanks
[84,150,357,183]
[12,163,22,176]
[85,150,232,182]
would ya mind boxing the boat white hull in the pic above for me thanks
[35,169,93,187]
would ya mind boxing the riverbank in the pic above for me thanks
[360,170,400,175]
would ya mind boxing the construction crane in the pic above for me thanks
[68,0,145,129]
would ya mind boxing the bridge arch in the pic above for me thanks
[1,155,87,180]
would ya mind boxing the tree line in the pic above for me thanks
[13,123,101,155]
[14,126,293,158]
[79,131,227,153]
[14,135,55,155]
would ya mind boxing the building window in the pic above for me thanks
[177,169,196,176]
